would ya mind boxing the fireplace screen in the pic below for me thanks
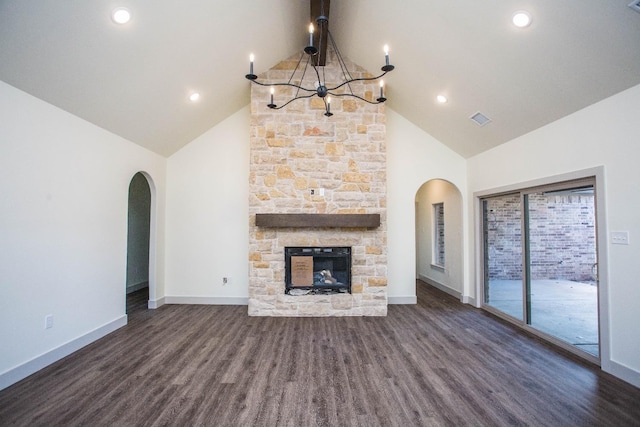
[285,247,351,294]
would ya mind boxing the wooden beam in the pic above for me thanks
[255,213,380,228]
[310,0,330,66]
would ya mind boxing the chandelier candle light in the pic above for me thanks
[245,4,394,117]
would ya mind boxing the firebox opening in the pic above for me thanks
[285,247,351,295]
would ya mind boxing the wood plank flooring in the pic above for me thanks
[126,286,149,314]
[1,281,639,426]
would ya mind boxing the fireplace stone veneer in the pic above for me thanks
[248,51,387,317]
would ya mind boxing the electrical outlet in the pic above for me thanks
[611,231,630,245]
[45,315,53,329]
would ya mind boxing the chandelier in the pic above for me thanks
[245,1,394,117]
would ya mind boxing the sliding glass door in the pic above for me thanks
[482,179,599,359]
[482,193,523,321]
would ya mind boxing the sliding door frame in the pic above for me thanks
[474,167,609,366]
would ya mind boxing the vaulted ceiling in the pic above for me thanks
[1,1,639,158]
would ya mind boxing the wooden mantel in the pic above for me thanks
[255,213,380,228]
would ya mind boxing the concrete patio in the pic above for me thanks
[487,279,599,356]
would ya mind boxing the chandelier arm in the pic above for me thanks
[289,52,307,100]
[327,92,385,105]
[270,93,318,110]
[338,58,354,95]
[327,30,354,95]
[287,52,307,85]
[248,79,316,93]
[310,61,323,87]
[326,71,389,92]
[292,56,312,100]
[328,30,354,82]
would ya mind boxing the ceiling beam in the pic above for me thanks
[310,0,330,66]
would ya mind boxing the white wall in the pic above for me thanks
[0,81,166,390]
[467,83,640,387]
[386,109,468,303]
[415,180,463,297]
[164,106,250,304]
[163,106,469,307]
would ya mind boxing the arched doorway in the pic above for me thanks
[126,172,151,313]
[415,179,463,303]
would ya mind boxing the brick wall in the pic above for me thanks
[485,195,523,280]
[486,194,596,282]
[248,51,388,316]
[528,194,596,282]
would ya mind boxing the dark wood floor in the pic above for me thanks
[1,282,639,426]
[126,286,149,314]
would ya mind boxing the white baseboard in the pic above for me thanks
[603,359,640,388]
[461,295,478,307]
[164,296,249,305]
[166,295,416,305]
[148,297,165,309]
[126,281,148,294]
[418,274,462,299]
[388,296,417,304]
[0,315,127,392]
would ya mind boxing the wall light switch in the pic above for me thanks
[611,231,630,245]
[45,315,54,329]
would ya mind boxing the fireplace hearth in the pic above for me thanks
[285,247,351,295]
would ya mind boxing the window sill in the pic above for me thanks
[431,264,445,271]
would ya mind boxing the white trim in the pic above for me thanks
[472,167,602,199]
[164,296,249,305]
[603,360,640,389]
[388,296,417,304]
[126,281,148,294]
[418,274,461,299]
[0,315,127,391]
[461,295,477,306]
[163,295,416,306]
[148,297,165,309]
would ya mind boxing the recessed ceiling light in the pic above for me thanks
[512,10,532,28]
[436,95,448,104]
[111,7,131,24]
[189,93,201,102]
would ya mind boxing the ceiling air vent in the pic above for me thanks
[630,0,640,14]
[470,111,492,127]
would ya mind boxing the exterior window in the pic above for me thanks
[433,203,445,267]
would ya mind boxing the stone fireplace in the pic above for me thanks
[248,51,387,316]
